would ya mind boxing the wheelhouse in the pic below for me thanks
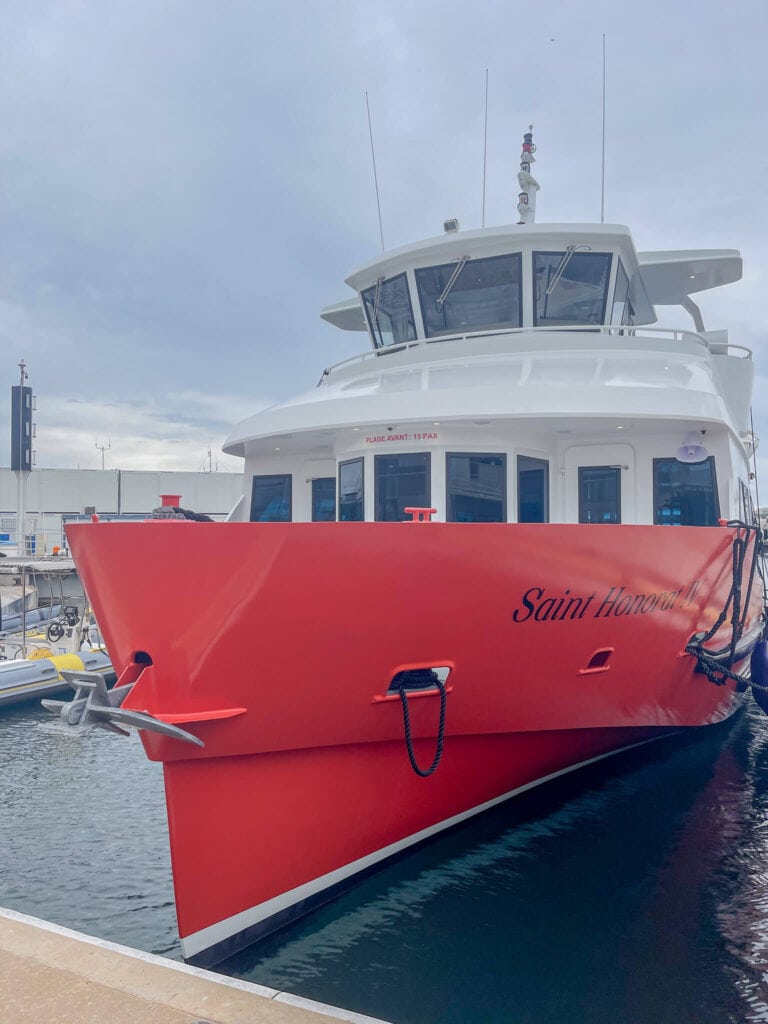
[225,221,752,531]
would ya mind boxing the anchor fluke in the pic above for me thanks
[40,669,203,746]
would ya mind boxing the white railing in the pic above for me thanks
[318,325,752,384]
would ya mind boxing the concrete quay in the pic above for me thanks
[0,907,391,1024]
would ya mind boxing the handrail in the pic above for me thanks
[317,325,752,385]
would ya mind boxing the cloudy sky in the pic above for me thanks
[0,0,766,482]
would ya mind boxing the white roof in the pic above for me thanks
[637,249,742,305]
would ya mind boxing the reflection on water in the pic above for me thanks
[3,701,768,1022]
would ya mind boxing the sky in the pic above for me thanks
[0,0,766,486]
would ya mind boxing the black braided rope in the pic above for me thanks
[396,677,447,777]
[685,520,765,688]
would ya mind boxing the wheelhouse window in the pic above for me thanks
[415,253,522,338]
[375,453,431,521]
[579,466,621,524]
[361,273,417,349]
[534,251,612,327]
[653,457,719,526]
[312,478,336,522]
[339,459,364,521]
[611,261,630,326]
[446,453,506,522]
[517,456,549,523]
[250,474,292,522]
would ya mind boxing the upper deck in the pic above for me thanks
[224,221,748,456]
[319,222,741,346]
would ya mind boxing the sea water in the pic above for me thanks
[2,700,768,1024]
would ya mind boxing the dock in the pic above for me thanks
[0,907,391,1024]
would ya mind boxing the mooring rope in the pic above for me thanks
[395,677,447,777]
[685,520,763,688]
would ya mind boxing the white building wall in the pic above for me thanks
[0,468,243,554]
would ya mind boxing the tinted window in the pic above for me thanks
[375,453,431,521]
[339,459,364,521]
[653,457,719,526]
[517,456,549,523]
[312,478,336,522]
[579,466,621,524]
[611,261,629,326]
[250,474,291,522]
[361,273,417,348]
[415,253,522,338]
[446,453,506,522]
[534,251,612,326]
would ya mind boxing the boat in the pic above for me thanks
[0,648,114,707]
[0,558,114,707]
[51,128,766,966]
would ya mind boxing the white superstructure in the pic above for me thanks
[224,132,754,531]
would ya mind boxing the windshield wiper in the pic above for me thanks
[545,244,591,296]
[437,255,470,308]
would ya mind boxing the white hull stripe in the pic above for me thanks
[181,733,673,959]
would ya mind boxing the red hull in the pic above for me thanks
[66,521,761,963]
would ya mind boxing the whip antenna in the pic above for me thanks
[482,69,489,227]
[365,91,385,251]
[601,33,606,222]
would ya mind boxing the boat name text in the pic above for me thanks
[511,580,702,623]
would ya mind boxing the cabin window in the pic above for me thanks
[517,456,549,523]
[312,478,336,521]
[534,251,612,327]
[339,459,364,521]
[653,457,720,526]
[375,453,431,521]
[579,466,621,524]
[611,261,630,326]
[361,273,417,348]
[415,253,522,338]
[250,474,292,522]
[446,453,506,522]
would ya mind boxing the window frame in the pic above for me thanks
[533,250,613,328]
[249,473,292,523]
[578,465,622,524]
[338,458,365,521]
[361,273,417,349]
[652,456,720,526]
[517,455,549,523]
[611,260,630,327]
[311,477,336,522]
[374,452,432,522]
[414,252,523,339]
[445,452,507,523]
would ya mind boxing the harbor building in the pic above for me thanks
[0,467,242,555]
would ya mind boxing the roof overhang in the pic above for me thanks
[320,297,367,332]
[637,249,742,306]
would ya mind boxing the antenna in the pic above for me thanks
[95,438,111,470]
[601,33,606,223]
[365,91,385,252]
[481,69,489,228]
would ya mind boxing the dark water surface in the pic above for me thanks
[3,702,768,1023]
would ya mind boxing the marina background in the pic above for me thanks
[3,699,768,1023]
[0,0,764,479]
